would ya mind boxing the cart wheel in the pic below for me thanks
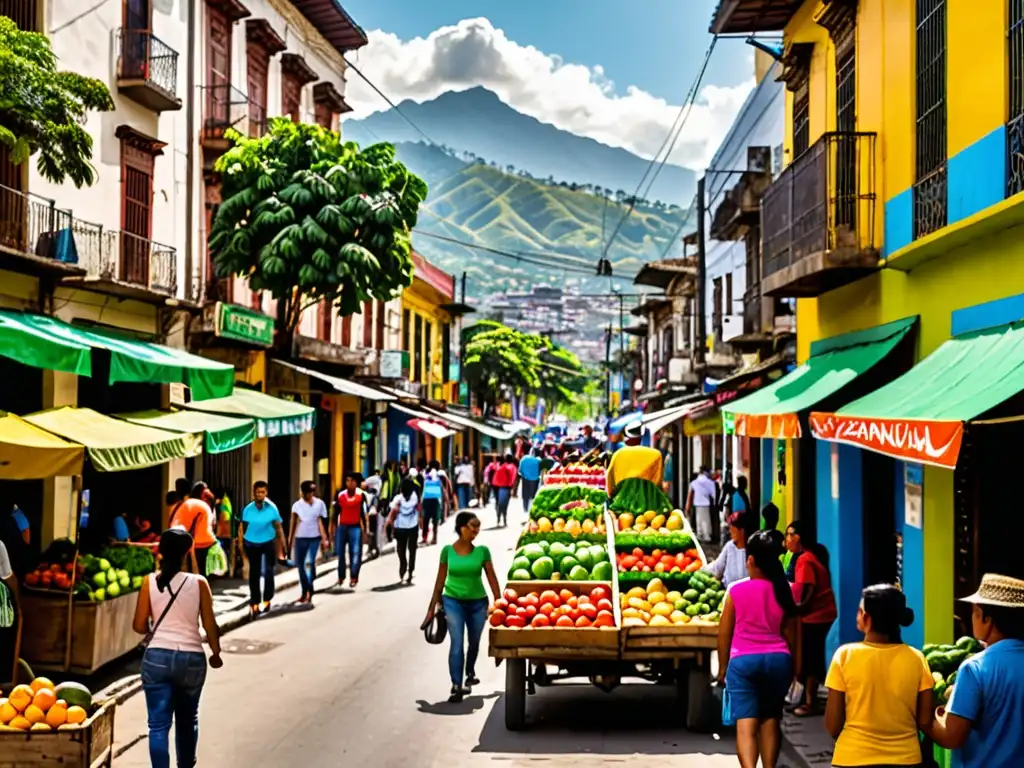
[505,659,527,731]
[686,666,719,733]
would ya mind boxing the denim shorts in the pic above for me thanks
[725,651,793,721]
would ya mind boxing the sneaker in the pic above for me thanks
[448,685,469,703]
[465,675,480,687]
[250,605,260,618]
[260,601,271,614]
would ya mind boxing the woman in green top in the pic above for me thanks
[424,511,502,702]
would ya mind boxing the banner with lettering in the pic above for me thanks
[808,412,963,469]
[733,412,802,439]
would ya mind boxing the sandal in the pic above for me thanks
[349,579,358,589]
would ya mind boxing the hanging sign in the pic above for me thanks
[904,462,923,529]
[809,412,963,469]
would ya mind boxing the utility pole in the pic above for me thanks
[696,176,707,368]
[604,323,612,414]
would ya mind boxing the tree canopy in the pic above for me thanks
[0,17,114,187]
[209,120,427,333]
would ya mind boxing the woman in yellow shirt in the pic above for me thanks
[824,584,934,767]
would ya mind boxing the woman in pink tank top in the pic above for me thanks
[718,530,799,768]
[133,529,223,768]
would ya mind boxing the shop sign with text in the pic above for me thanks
[809,413,963,469]
[215,303,274,347]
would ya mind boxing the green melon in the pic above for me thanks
[54,682,93,711]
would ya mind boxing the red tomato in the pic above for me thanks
[620,556,638,570]
[577,595,591,606]
[575,615,593,628]
[516,606,530,619]
[596,598,614,613]
[494,598,510,612]
[567,596,578,609]
[524,604,538,619]
[520,593,539,608]
[579,603,598,620]
[505,614,526,628]
[555,615,575,628]
[539,603,555,617]
[643,555,657,569]
[632,547,644,559]
[24,572,40,587]
[590,586,611,602]
[675,552,688,567]
[489,610,507,627]
[654,562,667,573]
[651,549,662,560]
[594,610,615,627]
[559,589,574,603]
[568,609,581,622]
[539,590,560,607]
[531,614,551,628]
[503,588,519,604]
[661,555,676,566]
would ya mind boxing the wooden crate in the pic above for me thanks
[621,621,720,654]
[489,580,620,654]
[0,698,115,768]
[19,592,140,674]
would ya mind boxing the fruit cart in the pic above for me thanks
[490,480,721,731]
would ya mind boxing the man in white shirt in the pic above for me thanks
[453,456,476,510]
[689,467,718,543]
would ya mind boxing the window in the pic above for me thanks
[913,0,947,238]
[424,320,433,384]
[117,126,164,286]
[661,327,673,360]
[442,323,451,383]
[362,301,373,347]
[375,300,386,349]
[413,314,423,382]
[1008,0,1024,196]
[318,299,332,341]
[281,72,302,122]
[402,308,410,352]
[712,277,723,338]
[314,101,333,130]
[835,28,858,230]
[0,0,39,30]
[792,83,810,158]
[341,315,352,347]
[245,20,286,138]
[725,273,733,316]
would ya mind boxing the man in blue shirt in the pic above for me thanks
[930,573,1024,768]
[518,449,542,515]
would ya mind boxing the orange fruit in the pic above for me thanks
[45,702,67,727]
[32,688,56,712]
[30,722,52,731]
[29,677,55,694]
[24,704,45,724]
[8,684,33,712]
[66,705,87,725]
[0,699,15,724]
[9,715,31,730]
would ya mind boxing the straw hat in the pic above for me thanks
[961,574,1024,608]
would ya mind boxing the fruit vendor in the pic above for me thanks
[606,422,662,498]
[929,573,1024,767]
[0,538,18,682]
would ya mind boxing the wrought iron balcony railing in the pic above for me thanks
[202,84,266,144]
[116,29,182,111]
[760,131,878,297]
[74,223,177,296]
[0,183,77,263]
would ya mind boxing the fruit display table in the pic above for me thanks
[0,696,115,766]
[18,591,140,675]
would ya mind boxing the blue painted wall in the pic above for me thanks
[893,460,926,650]
[947,126,1006,226]
[761,438,774,511]
[816,440,865,661]
[884,188,914,257]
[386,410,417,466]
[951,289,1024,337]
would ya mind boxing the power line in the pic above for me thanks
[601,33,719,262]
[342,57,439,147]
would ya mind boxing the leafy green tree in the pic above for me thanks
[536,341,588,411]
[462,321,542,413]
[0,17,114,187]
[209,120,427,334]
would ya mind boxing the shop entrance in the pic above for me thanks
[862,449,897,586]
[342,411,356,477]
[268,435,295,518]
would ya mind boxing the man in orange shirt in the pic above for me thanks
[168,479,217,577]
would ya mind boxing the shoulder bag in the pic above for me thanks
[141,575,184,649]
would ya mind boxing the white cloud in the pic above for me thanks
[345,18,754,169]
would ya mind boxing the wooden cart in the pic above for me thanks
[489,512,720,731]
[0,698,116,768]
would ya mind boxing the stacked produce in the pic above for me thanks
[525,485,607,537]
[617,508,687,534]
[543,463,606,488]
[22,542,155,602]
[617,546,702,576]
[609,478,673,517]
[0,677,95,732]
[489,586,616,629]
[618,575,723,627]
[925,636,981,703]
[509,539,613,582]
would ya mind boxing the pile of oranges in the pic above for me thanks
[0,677,88,731]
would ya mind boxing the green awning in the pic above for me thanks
[810,321,1024,469]
[722,316,916,439]
[184,388,315,438]
[24,407,201,472]
[117,409,256,454]
[0,311,235,401]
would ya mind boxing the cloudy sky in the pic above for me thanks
[340,1,757,170]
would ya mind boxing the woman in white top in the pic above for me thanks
[133,529,222,768]
[386,477,422,584]
[704,512,750,589]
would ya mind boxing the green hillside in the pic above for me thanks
[397,143,694,298]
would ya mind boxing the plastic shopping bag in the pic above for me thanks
[205,540,228,577]
[720,684,735,727]
[786,679,805,708]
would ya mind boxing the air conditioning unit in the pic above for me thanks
[722,314,744,342]
[667,356,694,383]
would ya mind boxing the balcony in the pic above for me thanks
[201,84,265,166]
[709,170,772,241]
[116,29,182,112]
[64,224,177,301]
[0,184,87,277]
[761,131,878,298]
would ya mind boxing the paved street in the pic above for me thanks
[111,498,751,767]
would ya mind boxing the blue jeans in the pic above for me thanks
[495,487,511,523]
[335,525,362,581]
[442,595,488,687]
[521,478,540,514]
[293,536,320,596]
[142,648,207,768]
[456,483,472,510]
[243,540,276,607]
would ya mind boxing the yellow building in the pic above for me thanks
[714,0,1024,652]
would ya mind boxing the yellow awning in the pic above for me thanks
[0,411,84,478]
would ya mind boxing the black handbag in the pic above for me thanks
[423,603,447,645]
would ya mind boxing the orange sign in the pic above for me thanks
[809,412,963,469]
[734,413,801,439]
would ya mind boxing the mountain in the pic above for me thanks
[345,87,696,207]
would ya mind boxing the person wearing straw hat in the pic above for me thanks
[929,574,1024,768]
[605,421,662,498]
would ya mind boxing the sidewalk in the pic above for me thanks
[780,709,835,768]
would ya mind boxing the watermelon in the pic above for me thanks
[559,556,579,576]
[591,561,613,581]
[522,544,545,562]
[588,545,608,564]
[54,682,92,711]
[510,569,533,581]
[574,548,593,570]
[0,581,13,628]
[568,565,590,581]
[548,542,570,560]
[511,556,532,573]
[530,556,555,580]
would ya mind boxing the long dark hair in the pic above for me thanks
[788,519,831,570]
[156,529,193,593]
[747,530,797,616]
[862,584,914,642]
[455,511,478,539]
[400,477,416,500]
